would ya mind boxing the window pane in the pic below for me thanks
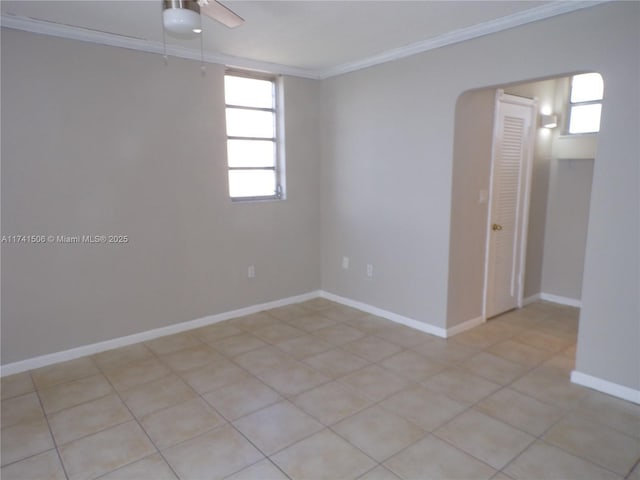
[226,108,274,138]
[225,75,274,108]
[569,104,602,134]
[571,73,604,103]
[229,169,276,198]
[227,139,275,168]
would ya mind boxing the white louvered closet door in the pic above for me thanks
[485,92,536,319]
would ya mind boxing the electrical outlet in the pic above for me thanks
[366,264,374,277]
[248,265,256,278]
[342,256,350,269]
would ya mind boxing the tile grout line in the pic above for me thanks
[427,431,507,477]
[208,306,383,477]
[305,342,495,477]
[365,315,582,477]
[533,415,638,478]
[1,369,127,472]
[94,356,184,480]
[6,301,633,480]
[442,312,632,478]
[29,370,71,480]
[269,307,604,478]
[88,343,208,478]
[98,335,278,479]
[495,402,575,477]
[28,354,173,478]
[133,329,299,479]
[536,438,627,478]
[276,306,568,478]
[325,420,416,473]
[626,458,640,480]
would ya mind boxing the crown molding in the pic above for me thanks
[317,0,609,79]
[2,1,607,80]
[0,13,321,79]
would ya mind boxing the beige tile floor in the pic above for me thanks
[2,300,639,480]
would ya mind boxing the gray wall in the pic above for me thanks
[446,78,559,329]
[447,89,495,327]
[539,76,597,303]
[1,30,322,364]
[541,158,594,301]
[2,2,638,392]
[320,2,639,389]
[320,62,453,326]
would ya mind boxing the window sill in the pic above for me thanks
[230,196,286,204]
[557,132,599,139]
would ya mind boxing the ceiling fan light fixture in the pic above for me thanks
[163,0,201,35]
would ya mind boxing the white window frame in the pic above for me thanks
[225,69,285,201]
[566,73,603,135]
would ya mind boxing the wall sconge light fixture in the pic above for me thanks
[541,113,558,129]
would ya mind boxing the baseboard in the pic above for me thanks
[571,370,640,404]
[0,290,322,377]
[523,292,581,308]
[540,292,581,308]
[446,316,485,337]
[319,291,448,338]
[0,289,485,376]
[523,293,541,305]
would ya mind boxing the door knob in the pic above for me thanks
[492,223,503,231]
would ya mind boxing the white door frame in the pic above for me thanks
[482,89,537,320]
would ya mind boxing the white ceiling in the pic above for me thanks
[1,1,602,78]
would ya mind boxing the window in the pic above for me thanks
[568,73,603,134]
[224,70,283,200]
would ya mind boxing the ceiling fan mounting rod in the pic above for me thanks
[163,0,200,15]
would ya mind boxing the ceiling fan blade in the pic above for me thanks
[198,0,244,28]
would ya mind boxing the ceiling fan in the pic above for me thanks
[163,0,244,35]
